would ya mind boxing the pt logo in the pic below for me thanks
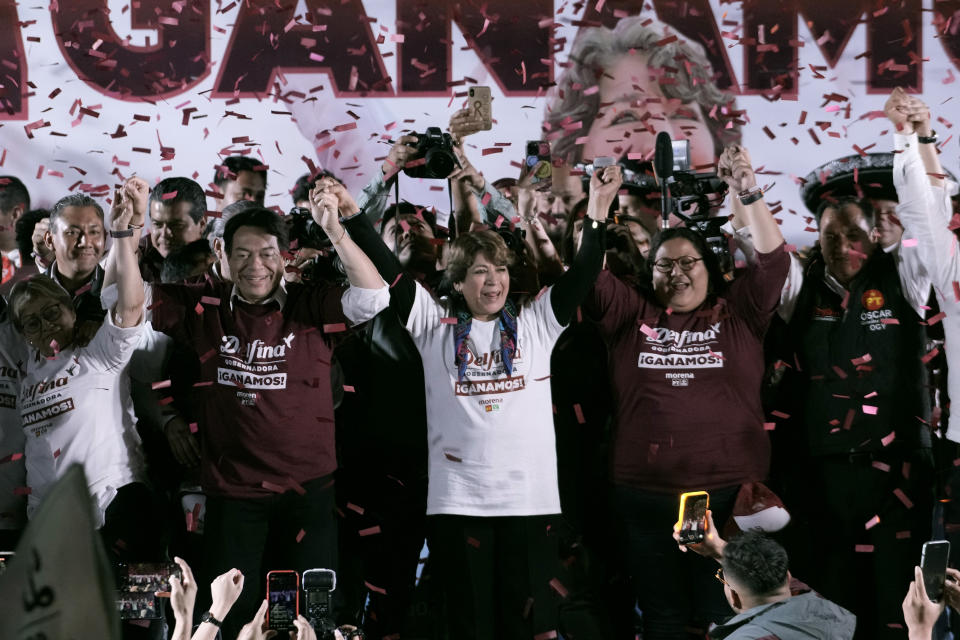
[862,289,885,311]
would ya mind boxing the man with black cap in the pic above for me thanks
[762,132,936,638]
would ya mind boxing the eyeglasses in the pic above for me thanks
[654,256,703,273]
[715,567,727,586]
[21,303,64,335]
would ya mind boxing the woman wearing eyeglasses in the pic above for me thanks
[6,186,158,558]
[583,145,790,639]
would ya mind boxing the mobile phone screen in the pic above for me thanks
[267,571,299,631]
[122,562,181,593]
[921,540,950,601]
[678,493,709,544]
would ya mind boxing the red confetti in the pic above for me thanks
[359,525,382,536]
[467,536,481,548]
[296,529,306,543]
[881,431,896,447]
[854,544,875,552]
[13,487,31,495]
[342,385,355,393]
[549,578,569,598]
[0,453,23,464]
[323,323,347,333]
[194,302,204,315]
[893,488,914,509]
[200,296,220,306]
[445,452,463,463]
[440,317,457,324]
[864,514,880,530]
[364,581,387,595]
[261,480,286,493]
[573,404,586,424]
[151,380,172,390]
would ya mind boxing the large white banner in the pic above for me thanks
[0,0,957,244]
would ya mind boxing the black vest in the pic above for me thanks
[787,249,930,456]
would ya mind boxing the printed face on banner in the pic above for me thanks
[228,226,283,303]
[47,206,105,279]
[582,55,715,168]
[149,201,206,257]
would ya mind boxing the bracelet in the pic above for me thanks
[109,229,135,238]
[738,187,764,206]
[917,130,937,144]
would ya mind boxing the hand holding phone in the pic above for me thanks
[468,86,493,130]
[676,491,710,545]
[921,540,950,601]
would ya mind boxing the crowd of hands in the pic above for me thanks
[164,557,356,640]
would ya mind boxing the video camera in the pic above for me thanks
[402,127,459,179]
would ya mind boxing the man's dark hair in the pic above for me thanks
[292,170,341,205]
[49,193,105,227]
[721,531,790,597]
[646,227,728,297]
[223,207,288,254]
[161,239,214,283]
[380,201,438,237]
[149,177,207,223]
[16,209,49,258]
[0,176,30,213]
[214,156,267,189]
[814,196,875,229]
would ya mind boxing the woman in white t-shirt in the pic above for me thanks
[7,188,158,561]
[318,166,621,639]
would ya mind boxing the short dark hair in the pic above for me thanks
[647,227,727,296]
[814,196,875,230]
[223,207,288,255]
[161,239,213,283]
[380,202,439,237]
[292,170,341,205]
[149,177,207,224]
[0,176,30,212]
[16,209,50,258]
[49,193,105,228]
[443,230,516,286]
[214,156,267,189]
[721,531,790,598]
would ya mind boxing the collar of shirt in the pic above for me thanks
[822,268,848,299]
[229,278,287,312]
[47,261,104,298]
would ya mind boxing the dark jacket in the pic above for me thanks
[709,592,856,640]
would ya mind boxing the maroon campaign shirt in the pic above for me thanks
[152,278,347,498]
[585,244,790,493]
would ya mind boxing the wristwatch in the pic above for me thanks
[917,130,938,144]
[200,611,222,627]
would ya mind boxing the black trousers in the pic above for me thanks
[427,514,561,640]
[612,484,738,640]
[198,475,338,640]
[792,451,933,640]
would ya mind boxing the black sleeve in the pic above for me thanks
[342,211,417,323]
[550,219,606,325]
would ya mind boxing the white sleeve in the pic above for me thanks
[523,288,565,346]
[84,307,145,371]
[341,285,390,325]
[405,281,447,338]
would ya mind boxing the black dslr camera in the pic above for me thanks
[303,569,365,640]
[287,206,331,251]
[402,127,459,179]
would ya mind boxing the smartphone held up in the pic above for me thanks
[676,491,710,545]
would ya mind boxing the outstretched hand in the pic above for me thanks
[110,186,136,232]
[673,509,726,560]
[902,566,945,637]
[236,599,277,640]
[123,176,150,228]
[718,145,757,194]
[309,179,357,234]
[586,165,623,221]
[884,87,915,134]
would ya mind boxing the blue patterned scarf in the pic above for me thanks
[453,297,518,382]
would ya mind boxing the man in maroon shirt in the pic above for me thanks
[150,206,387,636]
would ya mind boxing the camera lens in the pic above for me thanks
[425,147,457,178]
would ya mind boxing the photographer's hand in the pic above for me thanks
[382,135,419,179]
[673,509,726,561]
[903,566,945,640]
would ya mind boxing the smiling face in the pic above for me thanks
[150,200,206,258]
[455,252,510,321]
[652,237,709,311]
[820,204,876,285]
[47,205,105,281]
[582,54,715,168]
[18,296,76,356]
[227,226,283,303]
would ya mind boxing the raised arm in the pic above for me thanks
[549,165,621,324]
[103,182,145,327]
[718,145,784,254]
[310,179,385,290]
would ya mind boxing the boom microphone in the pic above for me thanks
[653,131,674,229]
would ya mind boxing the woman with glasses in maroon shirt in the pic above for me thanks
[584,145,791,639]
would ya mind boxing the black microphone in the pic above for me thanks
[653,131,674,229]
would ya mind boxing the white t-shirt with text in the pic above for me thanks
[406,283,565,517]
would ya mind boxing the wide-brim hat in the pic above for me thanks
[800,152,958,214]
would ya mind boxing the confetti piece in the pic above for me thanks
[347,502,365,515]
[862,405,878,415]
[763,422,776,431]
[200,296,220,306]
[13,487,31,495]
[893,488,914,509]
[872,461,890,472]
[640,324,658,339]
[851,354,872,366]
[922,347,940,364]
[864,515,880,530]
[151,380,172,390]
[364,581,387,595]
[261,480,286,493]
[440,317,457,325]
[573,404,586,424]
[928,312,946,326]
[359,525,382,536]
[901,238,918,247]
[53,449,61,459]
[549,578,569,598]
[0,453,23,464]
[896,530,912,539]
[342,385,355,393]
[323,323,347,333]
[296,528,306,542]
[854,544,874,552]
[194,302,204,315]
[770,410,790,419]
[444,452,463,462]
[188,422,198,434]
[467,536,481,548]
[534,632,558,640]
[881,431,896,447]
